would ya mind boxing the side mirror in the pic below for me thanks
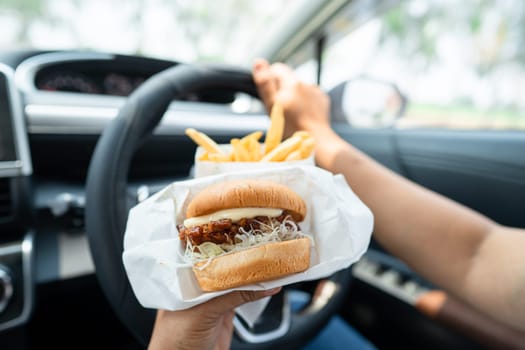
[328,77,407,127]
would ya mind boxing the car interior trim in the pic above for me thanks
[352,254,429,305]
[33,179,174,284]
[58,233,95,280]
[34,234,95,283]
[14,51,115,94]
[256,0,350,63]
[402,152,525,186]
[0,233,34,332]
[0,266,13,314]
[25,103,268,135]
[233,292,292,343]
[0,64,32,178]
[298,280,337,315]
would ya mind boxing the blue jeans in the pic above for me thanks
[289,291,376,350]
[301,316,377,350]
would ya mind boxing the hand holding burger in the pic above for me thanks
[178,179,311,292]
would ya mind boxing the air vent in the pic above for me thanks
[0,178,12,219]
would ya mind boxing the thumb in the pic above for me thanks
[207,287,282,315]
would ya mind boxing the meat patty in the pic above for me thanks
[178,211,299,246]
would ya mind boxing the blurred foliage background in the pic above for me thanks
[1,0,524,129]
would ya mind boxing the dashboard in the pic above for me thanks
[17,51,244,103]
[0,50,267,334]
[32,55,169,96]
[36,68,146,96]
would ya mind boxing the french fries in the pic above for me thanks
[241,130,263,142]
[185,128,224,155]
[284,150,302,161]
[260,135,302,162]
[264,103,285,155]
[185,102,315,162]
[298,137,315,158]
[231,138,252,161]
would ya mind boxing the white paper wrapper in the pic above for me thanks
[193,144,315,178]
[122,165,373,327]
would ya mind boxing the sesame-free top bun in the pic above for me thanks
[193,237,311,292]
[186,179,306,221]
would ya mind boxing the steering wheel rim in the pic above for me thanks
[85,64,352,348]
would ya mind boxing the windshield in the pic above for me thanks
[0,0,291,64]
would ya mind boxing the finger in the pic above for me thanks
[253,58,269,73]
[208,287,282,315]
[252,58,278,112]
[270,62,298,91]
[252,58,276,110]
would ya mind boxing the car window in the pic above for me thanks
[0,0,293,65]
[285,40,318,85]
[320,0,525,130]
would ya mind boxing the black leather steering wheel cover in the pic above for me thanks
[85,63,352,348]
[86,64,257,345]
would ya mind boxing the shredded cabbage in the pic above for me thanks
[184,215,305,266]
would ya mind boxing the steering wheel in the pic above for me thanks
[85,64,353,349]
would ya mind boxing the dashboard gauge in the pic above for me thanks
[103,73,134,96]
[37,72,101,94]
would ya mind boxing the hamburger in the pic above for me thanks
[178,179,311,292]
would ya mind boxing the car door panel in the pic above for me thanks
[331,124,406,175]
[397,130,525,228]
[333,126,525,227]
[332,124,525,348]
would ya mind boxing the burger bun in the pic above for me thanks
[186,179,306,221]
[193,237,311,292]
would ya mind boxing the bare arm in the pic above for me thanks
[314,128,525,330]
[252,59,525,331]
